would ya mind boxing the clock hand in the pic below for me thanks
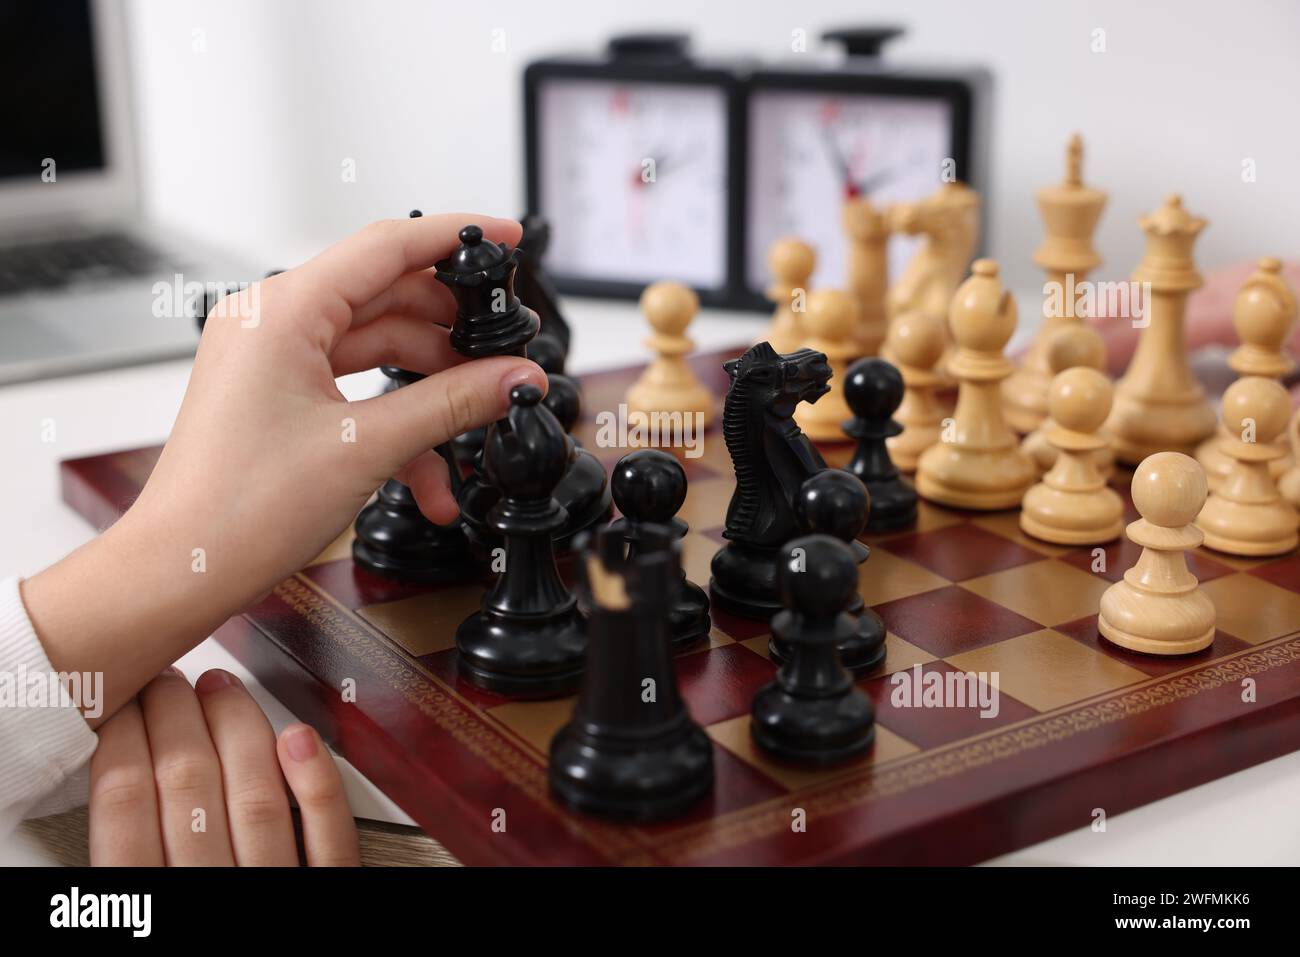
[631,148,699,188]
[858,167,898,195]
[818,122,858,199]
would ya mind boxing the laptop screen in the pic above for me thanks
[0,1,106,182]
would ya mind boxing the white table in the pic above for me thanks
[3,297,1297,865]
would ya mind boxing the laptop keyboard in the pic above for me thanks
[0,233,164,296]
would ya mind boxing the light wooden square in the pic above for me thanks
[487,697,576,755]
[970,510,1072,557]
[946,628,1147,712]
[308,526,356,566]
[1202,573,1300,645]
[357,586,482,658]
[960,560,1111,627]
[859,548,950,606]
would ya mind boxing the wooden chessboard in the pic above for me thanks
[60,349,1300,865]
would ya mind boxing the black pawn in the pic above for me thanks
[528,332,568,377]
[843,357,918,532]
[607,450,711,647]
[454,385,585,698]
[751,535,876,765]
[352,367,479,584]
[542,372,581,439]
[768,469,886,674]
[549,524,713,821]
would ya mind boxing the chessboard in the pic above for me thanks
[60,349,1300,865]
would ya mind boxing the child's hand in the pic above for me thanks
[25,213,547,724]
[90,668,358,866]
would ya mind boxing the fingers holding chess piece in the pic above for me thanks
[608,449,711,647]
[883,310,947,472]
[768,469,887,675]
[915,260,1036,509]
[751,534,876,765]
[761,238,816,354]
[1098,452,1215,656]
[1196,377,1298,556]
[1020,367,1124,545]
[625,281,714,432]
[843,357,918,531]
[793,290,858,442]
[1020,323,1114,478]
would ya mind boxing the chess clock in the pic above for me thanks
[523,28,989,310]
[523,34,744,307]
[744,28,990,304]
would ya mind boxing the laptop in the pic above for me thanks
[0,0,259,385]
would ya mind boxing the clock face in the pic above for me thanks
[537,79,730,289]
[746,90,954,295]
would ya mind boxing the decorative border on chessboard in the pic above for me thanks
[263,568,1300,864]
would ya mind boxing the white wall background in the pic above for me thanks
[125,0,1300,299]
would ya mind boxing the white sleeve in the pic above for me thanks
[0,577,98,836]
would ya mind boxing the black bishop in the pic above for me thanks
[453,384,585,698]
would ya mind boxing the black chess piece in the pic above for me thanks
[459,371,611,556]
[750,534,876,765]
[843,357,918,532]
[352,367,480,583]
[454,384,585,698]
[435,221,540,464]
[527,333,567,376]
[516,214,572,356]
[709,343,833,620]
[767,470,887,674]
[435,224,540,359]
[549,524,713,821]
[542,372,581,437]
[608,450,710,647]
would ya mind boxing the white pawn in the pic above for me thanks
[625,282,714,430]
[885,310,948,472]
[1196,376,1298,556]
[1020,367,1124,545]
[1098,452,1215,656]
[759,239,815,355]
[1020,323,1114,478]
[793,289,857,442]
[1195,258,1297,488]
